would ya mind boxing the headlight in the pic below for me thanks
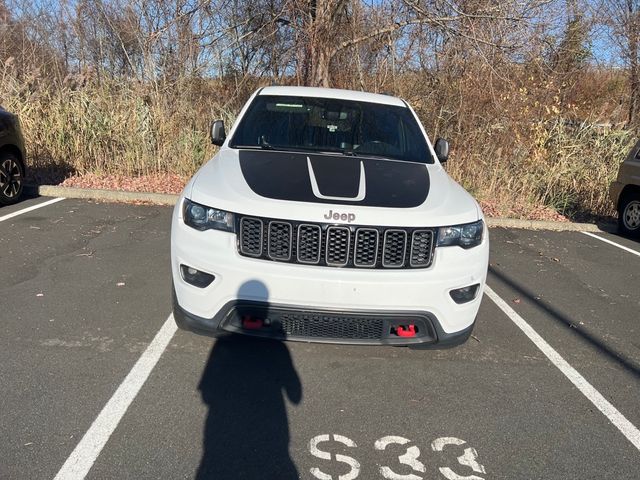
[437,220,484,249]
[183,199,235,232]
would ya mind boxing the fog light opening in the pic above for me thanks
[450,284,480,304]
[180,264,215,288]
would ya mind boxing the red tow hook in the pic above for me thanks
[396,325,417,337]
[242,316,264,330]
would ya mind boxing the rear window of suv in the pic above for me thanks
[229,95,433,164]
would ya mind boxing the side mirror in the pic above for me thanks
[211,120,226,146]
[434,138,449,163]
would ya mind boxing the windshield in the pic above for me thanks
[229,95,433,164]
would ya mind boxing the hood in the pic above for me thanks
[239,150,429,208]
[188,148,481,227]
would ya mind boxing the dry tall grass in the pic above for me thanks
[1,65,634,220]
[0,70,240,177]
[447,122,633,219]
[409,69,636,219]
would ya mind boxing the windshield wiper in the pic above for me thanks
[230,136,274,150]
[232,143,362,156]
[232,144,274,151]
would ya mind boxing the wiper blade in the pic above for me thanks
[232,144,273,150]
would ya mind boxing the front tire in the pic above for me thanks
[0,153,25,206]
[618,192,640,238]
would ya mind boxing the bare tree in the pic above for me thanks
[601,0,640,129]
[270,0,554,88]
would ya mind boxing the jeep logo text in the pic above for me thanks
[324,210,356,223]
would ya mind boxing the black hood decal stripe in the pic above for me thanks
[239,150,429,208]
[307,157,366,201]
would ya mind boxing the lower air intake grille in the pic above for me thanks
[278,314,384,339]
[223,305,437,343]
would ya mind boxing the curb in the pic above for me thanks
[34,185,179,206]
[484,217,608,233]
[29,184,611,233]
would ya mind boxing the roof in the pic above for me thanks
[258,86,406,107]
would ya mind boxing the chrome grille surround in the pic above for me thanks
[236,215,435,269]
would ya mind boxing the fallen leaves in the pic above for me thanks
[61,173,188,195]
[479,199,569,222]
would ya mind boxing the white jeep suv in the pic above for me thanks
[171,86,489,348]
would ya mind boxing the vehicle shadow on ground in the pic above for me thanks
[594,220,640,244]
[0,187,41,209]
[196,281,303,479]
[489,266,640,379]
[605,231,640,245]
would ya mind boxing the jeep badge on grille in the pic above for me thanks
[324,210,356,223]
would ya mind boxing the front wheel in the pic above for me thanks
[0,153,25,205]
[618,192,640,238]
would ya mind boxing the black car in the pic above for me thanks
[0,107,26,205]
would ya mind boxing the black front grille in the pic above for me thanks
[297,224,321,264]
[268,221,292,260]
[326,226,350,266]
[354,229,379,267]
[383,230,408,267]
[237,216,435,269]
[410,230,434,267]
[239,217,263,257]
[279,313,384,339]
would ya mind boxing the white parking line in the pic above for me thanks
[582,231,640,258]
[485,286,640,452]
[54,314,177,480]
[0,197,65,222]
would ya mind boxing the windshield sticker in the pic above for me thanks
[327,125,338,132]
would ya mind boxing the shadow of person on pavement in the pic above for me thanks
[196,280,302,479]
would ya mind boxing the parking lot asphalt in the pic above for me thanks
[1,197,639,480]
